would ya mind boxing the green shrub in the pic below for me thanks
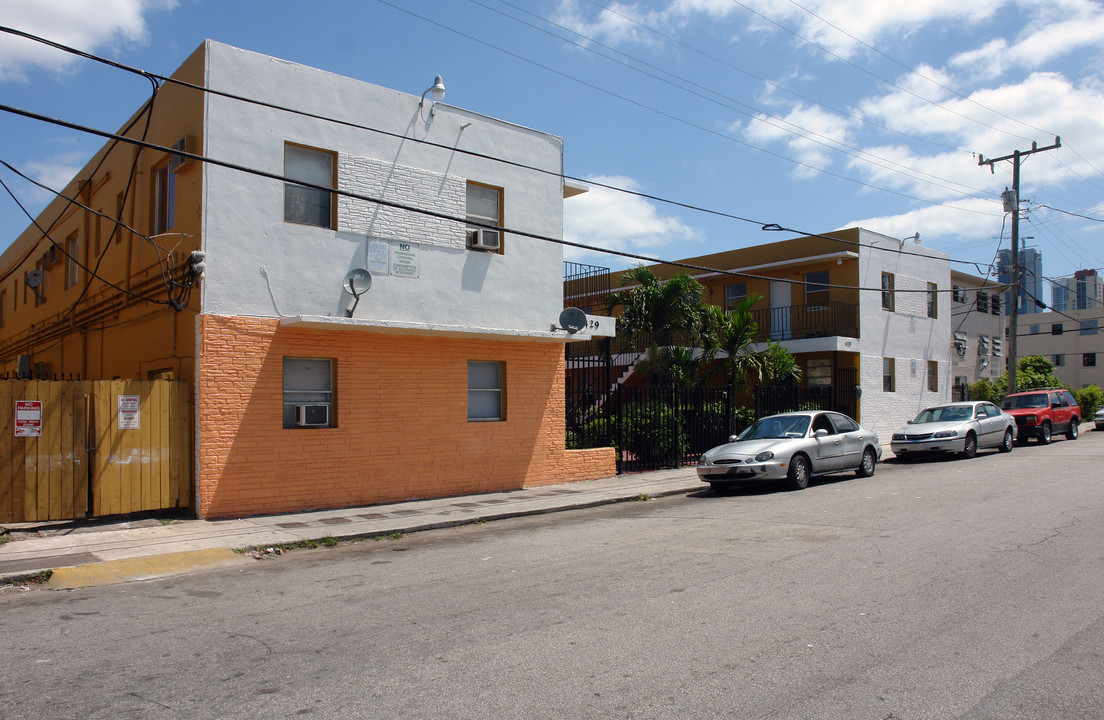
[621,401,684,467]
[1074,385,1103,419]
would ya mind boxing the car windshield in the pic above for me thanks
[1001,394,1048,410]
[739,415,811,440]
[914,406,972,424]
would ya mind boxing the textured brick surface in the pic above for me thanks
[196,315,614,518]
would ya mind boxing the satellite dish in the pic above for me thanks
[343,268,372,317]
[558,307,587,333]
[25,269,43,289]
[344,268,372,296]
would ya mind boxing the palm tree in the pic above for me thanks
[607,267,713,350]
[705,295,764,392]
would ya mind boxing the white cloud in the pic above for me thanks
[740,103,859,178]
[843,198,1004,255]
[563,175,701,265]
[0,0,176,81]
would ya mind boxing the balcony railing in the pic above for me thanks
[750,301,858,342]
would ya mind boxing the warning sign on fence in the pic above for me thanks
[118,395,141,430]
[15,400,42,437]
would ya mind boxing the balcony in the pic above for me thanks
[750,301,858,342]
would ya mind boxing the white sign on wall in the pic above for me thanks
[390,241,419,278]
[367,240,389,276]
[118,395,141,430]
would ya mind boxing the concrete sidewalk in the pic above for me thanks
[0,468,703,590]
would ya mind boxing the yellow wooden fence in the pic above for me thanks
[0,379,191,523]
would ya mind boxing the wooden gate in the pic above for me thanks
[0,379,191,523]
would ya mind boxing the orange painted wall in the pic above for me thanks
[196,315,615,518]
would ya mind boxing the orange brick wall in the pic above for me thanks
[196,315,614,518]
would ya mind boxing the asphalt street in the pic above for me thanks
[2,431,1103,719]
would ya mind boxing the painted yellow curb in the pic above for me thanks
[48,548,250,589]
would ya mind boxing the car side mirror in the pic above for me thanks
[813,428,829,437]
[906,419,914,424]
[728,435,738,443]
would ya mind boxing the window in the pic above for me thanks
[805,271,829,309]
[927,360,938,392]
[881,272,894,311]
[1085,353,1098,368]
[992,338,1002,357]
[1029,324,1039,335]
[952,286,966,303]
[830,413,859,433]
[65,233,79,289]
[151,159,175,235]
[927,282,937,319]
[1080,318,1098,336]
[284,144,334,228]
[32,257,45,307]
[1054,354,1065,367]
[468,361,504,421]
[978,336,990,356]
[991,294,1001,315]
[1052,323,1063,335]
[282,357,334,429]
[882,357,895,392]
[724,283,747,312]
[466,181,503,252]
[954,375,968,388]
[976,291,989,313]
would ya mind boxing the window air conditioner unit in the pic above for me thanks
[169,136,194,173]
[467,228,500,251]
[295,404,330,427]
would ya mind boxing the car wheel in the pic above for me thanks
[999,428,1013,453]
[1066,419,1079,440]
[787,454,810,490]
[1039,422,1052,445]
[856,447,877,477]
[962,432,977,458]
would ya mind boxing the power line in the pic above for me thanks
[475,0,995,201]
[0,101,989,298]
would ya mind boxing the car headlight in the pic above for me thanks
[892,433,905,440]
[933,430,959,438]
[754,451,774,462]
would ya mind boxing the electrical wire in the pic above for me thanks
[474,0,996,201]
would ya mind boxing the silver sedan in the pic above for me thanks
[697,411,882,493]
[890,401,1015,459]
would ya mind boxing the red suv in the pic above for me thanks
[1000,388,1081,444]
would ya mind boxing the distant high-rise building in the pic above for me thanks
[1052,269,1103,311]
[997,246,1044,314]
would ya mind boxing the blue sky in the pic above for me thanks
[2,0,1103,289]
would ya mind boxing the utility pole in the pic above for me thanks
[977,136,1061,394]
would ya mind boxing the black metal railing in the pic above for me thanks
[751,301,858,341]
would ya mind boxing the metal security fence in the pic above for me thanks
[567,385,734,473]
[754,367,859,420]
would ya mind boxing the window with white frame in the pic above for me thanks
[468,361,504,421]
[805,271,829,309]
[466,182,503,252]
[724,283,747,313]
[282,357,334,429]
[284,143,334,228]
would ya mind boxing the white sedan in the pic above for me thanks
[891,401,1015,459]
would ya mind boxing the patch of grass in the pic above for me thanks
[373,531,404,541]
[631,493,650,502]
[0,534,11,546]
[320,536,339,547]
[156,518,177,526]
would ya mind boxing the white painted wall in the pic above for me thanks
[199,41,567,335]
[856,229,952,438]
